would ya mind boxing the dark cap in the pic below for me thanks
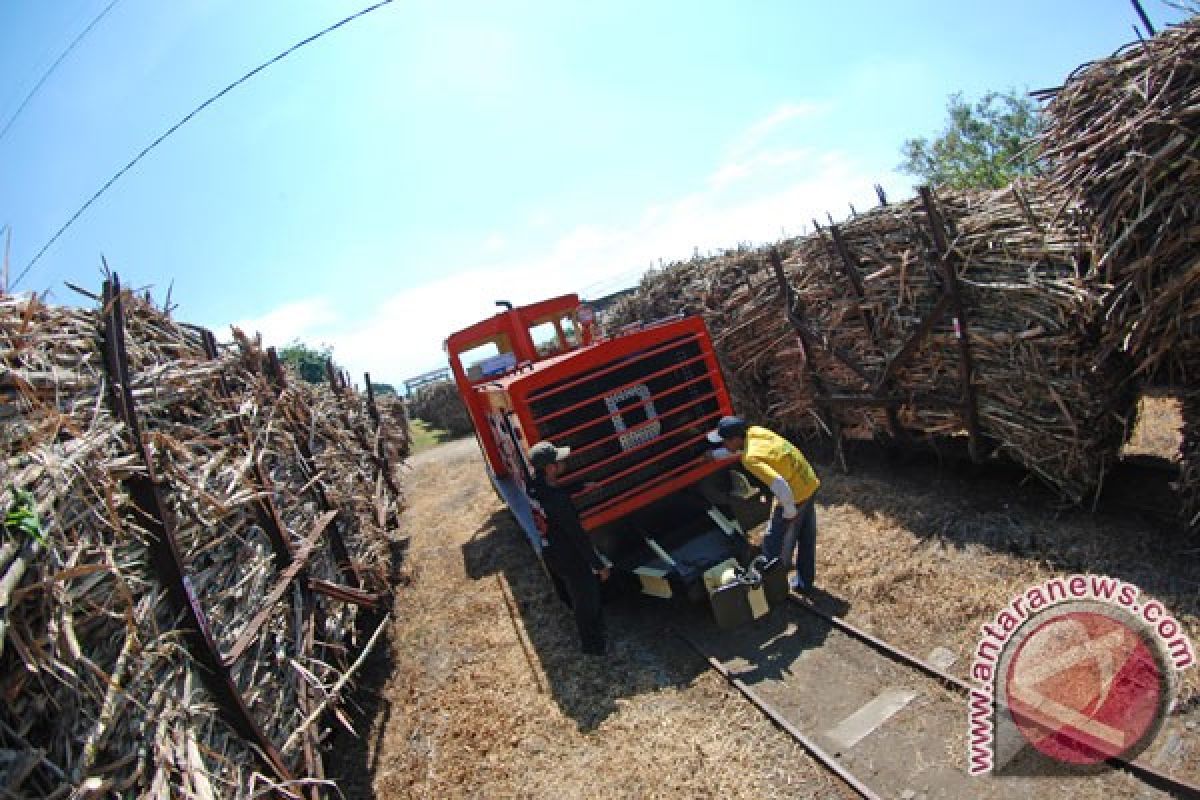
[707,415,747,444]
[529,441,571,469]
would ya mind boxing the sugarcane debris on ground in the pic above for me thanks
[346,432,1198,799]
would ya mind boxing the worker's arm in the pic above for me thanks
[744,457,798,518]
[770,476,797,518]
[561,477,601,494]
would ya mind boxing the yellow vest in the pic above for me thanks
[741,426,820,504]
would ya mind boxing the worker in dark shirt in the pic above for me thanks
[527,441,609,656]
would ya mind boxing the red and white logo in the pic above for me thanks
[996,604,1169,769]
[967,576,1193,777]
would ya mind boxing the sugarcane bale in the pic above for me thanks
[0,284,404,797]
[374,393,413,460]
[408,379,473,436]
[603,180,1137,504]
[773,183,1132,501]
[1038,16,1200,381]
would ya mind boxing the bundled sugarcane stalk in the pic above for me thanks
[0,282,404,798]
[1038,16,1200,383]
[406,380,473,436]
[607,182,1136,504]
[375,394,412,461]
[1036,16,1200,530]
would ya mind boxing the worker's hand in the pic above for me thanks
[597,566,611,582]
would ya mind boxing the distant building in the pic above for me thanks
[402,367,451,397]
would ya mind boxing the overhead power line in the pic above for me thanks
[0,0,122,144]
[1129,0,1157,36]
[12,0,398,291]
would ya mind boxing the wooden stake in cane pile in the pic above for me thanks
[1038,15,1200,529]
[0,281,405,798]
[608,182,1136,505]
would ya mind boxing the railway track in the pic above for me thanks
[673,594,1200,800]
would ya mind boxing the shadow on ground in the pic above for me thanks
[460,508,842,731]
[323,534,410,800]
[679,594,851,691]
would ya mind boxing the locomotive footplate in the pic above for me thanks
[629,508,789,628]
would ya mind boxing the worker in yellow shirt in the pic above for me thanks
[708,416,820,593]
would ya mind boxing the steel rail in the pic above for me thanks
[681,593,1200,800]
[672,627,884,800]
[788,595,1200,799]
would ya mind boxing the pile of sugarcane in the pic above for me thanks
[376,394,412,461]
[1,279,404,798]
[1038,16,1200,380]
[1039,15,1200,528]
[406,380,473,436]
[609,182,1136,504]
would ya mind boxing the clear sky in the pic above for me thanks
[0,1,1191,385]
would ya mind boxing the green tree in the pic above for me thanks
[278,340,333,384]
[900,90,1041,190]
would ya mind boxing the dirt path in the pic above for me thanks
[355,438,838,799]
[336,437,1199,798]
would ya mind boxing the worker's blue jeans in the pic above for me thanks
[762,495,817,590]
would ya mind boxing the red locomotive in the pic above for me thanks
[444,294,787,626]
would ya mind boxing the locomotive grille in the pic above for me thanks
[527,331,722,518]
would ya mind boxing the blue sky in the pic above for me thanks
[0,1,1191,384]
